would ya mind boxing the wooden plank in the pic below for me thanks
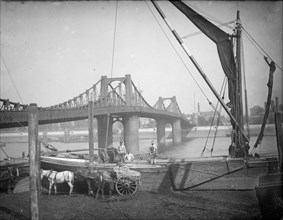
[275,112,283,172]
[28,103,40,220]
[88,101,94,172]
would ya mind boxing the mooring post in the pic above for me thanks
[28,103,40,220]
[88,101,94,172]
[275,97,283,172]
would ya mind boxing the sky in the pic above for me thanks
[1,1,282,115]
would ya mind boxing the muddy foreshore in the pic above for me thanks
[0,189,262,220]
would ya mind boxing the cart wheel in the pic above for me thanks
[115,176,138,196]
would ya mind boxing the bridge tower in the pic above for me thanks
[97,75,139,154]
[155,96,182,145]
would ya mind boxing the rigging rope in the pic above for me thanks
[110,0,118,78]
[200,76,227,157]
[242,26,283,71]
[148,1,233,134]
[3,111,27,129]
[210,79,228,155]
[240,32,250,139]
[182,21,235,39]
[1,56,24,103]
[145,1,212,105]
[186,2,232,27]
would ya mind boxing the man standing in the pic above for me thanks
[125,151,134,162]
[149,140,158,165]
[117,141,126,163]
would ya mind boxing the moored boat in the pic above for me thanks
[40,152,280,192]
[40,1,281,194]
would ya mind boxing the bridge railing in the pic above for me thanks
[46,78,103,109]
[0,98,28,111]
[1,75,184,118]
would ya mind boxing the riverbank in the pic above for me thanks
[0,189,262,220]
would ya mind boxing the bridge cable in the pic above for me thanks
[145,1,213,105]
[110,0,118,78]
[1,56,24,103]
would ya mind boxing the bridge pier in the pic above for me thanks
[123,115,139,154]
[42,131,47,143]
[88,101,94,171]
[97,115,113,149]
[156,119,166,145]
[172,119,182,143]
[64,129,69,143]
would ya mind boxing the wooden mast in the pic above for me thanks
[151,0,249,142]
[235,11,246,154]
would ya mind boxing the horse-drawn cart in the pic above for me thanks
[113,165,141,196]
[75,165,141,198]
[0,167,19,193]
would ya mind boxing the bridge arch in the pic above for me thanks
[155,118,181,145]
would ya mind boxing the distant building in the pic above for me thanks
[199,111,215,121]
[250,105,265,117]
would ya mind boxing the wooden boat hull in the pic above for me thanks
[0,158,29,178]
[41,155,279,192]
[255,173,283,220]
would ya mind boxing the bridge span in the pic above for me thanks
[0,75,193,154]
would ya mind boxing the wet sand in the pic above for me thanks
[0,189,262,220]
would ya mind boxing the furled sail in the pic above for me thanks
[169,1,237,128]
[253,59,276,149]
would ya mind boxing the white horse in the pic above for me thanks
[40,170,74,196]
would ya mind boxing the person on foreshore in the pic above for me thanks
[244,141,250,156]
[117,141,126,163]
[149,140,158,165]
[125,151,134,162]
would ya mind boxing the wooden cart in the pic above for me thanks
[113,165,141,196]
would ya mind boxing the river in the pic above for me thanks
[0,127,278,160]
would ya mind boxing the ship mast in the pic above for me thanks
[235,11,246,151]
[151,1,249,144]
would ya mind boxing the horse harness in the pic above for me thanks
[43,170,58,183]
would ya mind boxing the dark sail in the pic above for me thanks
[169,1,237,127]
[253,59,276,148]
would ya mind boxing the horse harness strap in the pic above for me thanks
[45,170,58,182]
[54,172,58,183]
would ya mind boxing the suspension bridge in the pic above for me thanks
[0,74,192,154]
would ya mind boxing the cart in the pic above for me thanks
[113,165,141,196]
